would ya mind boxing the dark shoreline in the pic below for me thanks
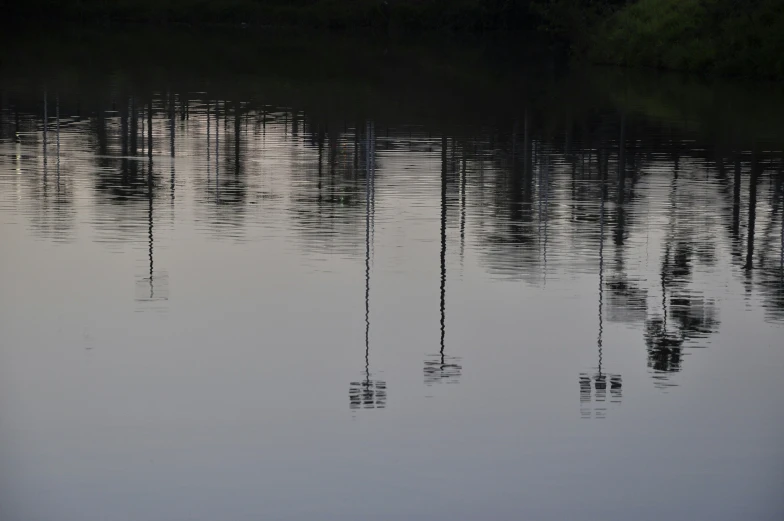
[4,0,781,80]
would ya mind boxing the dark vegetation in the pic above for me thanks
[4,0,782,78]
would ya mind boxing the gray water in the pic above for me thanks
[0,32,783,521]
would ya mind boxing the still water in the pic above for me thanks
[0,30,783,521]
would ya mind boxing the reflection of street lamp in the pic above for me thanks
[580,162,621,418]
[136,101,168,305]
[424,136,462,386]
[349,122,386,410]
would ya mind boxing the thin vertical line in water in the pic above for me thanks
[365,120,373,384]
[207,99,211,184]
[215,101,220,204]
[745,152,758,271]
[370,122,376,263]
[43,90,47,178]
[598,156,605,378]
[543,153,550,284]
[440,135,447,365]
[55,94,60,188]
[170,93,175,204]
[537,145,543,244]
[43,90,47,162]
[148,99,154,300]
[460,150,467,269]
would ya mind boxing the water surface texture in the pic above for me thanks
[0,31,783,521]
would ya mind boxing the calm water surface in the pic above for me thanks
[0,31,783,521]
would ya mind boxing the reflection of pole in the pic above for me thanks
[215,101,220,204]
[207,99,211,184]
[234,100,241,177]
[364,121,374,385]
[440,135,447,366]
[43,90,47,172]
[618,113,625,203]
[423,135,461,385]
[732,155,742,240]
[745,152,759,270]
[350,121,385,410]
[579,151,624,418]
[148,100,154,299]
[56,94,60,188]
[170,93,175,203]
[597,152,606,386]
[460,148,466,266]
[543,152,549,281]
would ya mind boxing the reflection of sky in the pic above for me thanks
[0,99,782,521]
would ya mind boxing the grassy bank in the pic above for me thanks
[585,0,784,78]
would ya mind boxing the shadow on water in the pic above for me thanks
[1,28,783,398]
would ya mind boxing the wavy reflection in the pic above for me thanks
[0,62,782,396]
[424,136,462,386]
[349,122,386,410]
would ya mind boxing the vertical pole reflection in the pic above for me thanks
[595,159,606,417]
[424,136,461,386]
[207,99,211,185]
[147,99,154,300]
[55,94,60,188]
[350,121,385,410]
[745,152,759,271]
[234,99,241,177]
[215,101,220,204]
[460,148,467,267]
[170,93,175,204]
[440,135,447,364]
[43,90,47,175]
[732,155,742,241]
[580,159,621,418]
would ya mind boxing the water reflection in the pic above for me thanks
[580,160,621,419]
[136,100,168,306]
[349,122,386,410]
[424,136,462,386]
[1,66,783,396]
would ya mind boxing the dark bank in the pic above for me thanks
[4,0,783,78]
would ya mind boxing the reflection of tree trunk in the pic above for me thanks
[523,110,533,202]
[130,97,138,157]
[460,148,467,265]
[779,159,784,271]
[744,153,759,270]
[120,98,128,182]
[732,155,742,240]
[618,113,625,205]
[234,99,241,177]
[317,128,324,204]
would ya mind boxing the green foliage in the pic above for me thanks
[587,0,784,78]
